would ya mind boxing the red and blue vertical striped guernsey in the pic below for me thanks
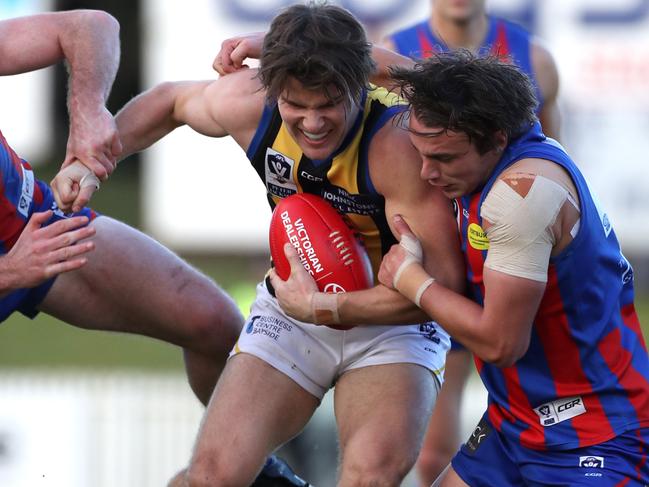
[387,15,544,108]
[457,122,649,450]
[0,129,48,251]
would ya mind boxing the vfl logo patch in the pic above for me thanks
[534,396,586,426]
[579,456,604,468]
[265,148,297,197]
[465,417,491,454]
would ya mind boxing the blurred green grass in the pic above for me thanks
[1,168,648,370]
[0,281,647,370]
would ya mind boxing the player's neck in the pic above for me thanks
[429,12,488,52]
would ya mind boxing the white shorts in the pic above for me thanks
[229,282,450,400]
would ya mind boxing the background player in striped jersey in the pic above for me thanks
[53,4,465,486]
[382,1,561,482]
[378,51,649,486]
[383,0,560,139]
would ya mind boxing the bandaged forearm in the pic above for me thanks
[392,234,435,307]
[311,292,340,325]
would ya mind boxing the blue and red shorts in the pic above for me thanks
[452,412,649,486]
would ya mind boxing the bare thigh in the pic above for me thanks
[335,363,438,487]
[39,216,243,352]
[187,353,319,486]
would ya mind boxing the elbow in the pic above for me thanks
[479,338,529,368]
[78,10,120,35]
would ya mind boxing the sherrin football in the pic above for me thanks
[269,193,374,296]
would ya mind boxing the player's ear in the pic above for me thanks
[493,130,508,153]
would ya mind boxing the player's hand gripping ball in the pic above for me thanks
[269,193,373,296]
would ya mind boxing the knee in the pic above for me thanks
[186,453,244,487]
[341,451,414,487]
[184,284,244,352]
[417,446,454,486]
[417,438,457,485]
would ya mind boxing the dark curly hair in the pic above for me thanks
[258,2,375,106]
[390,50,538,154]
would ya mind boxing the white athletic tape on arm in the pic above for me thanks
[481,176,570,282]
[311,292,340,325]
[414,277,435,307]
[392,234,423,289]
[79,171,101,190]
[392,233,435,308]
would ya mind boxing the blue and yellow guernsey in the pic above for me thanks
[246,86,405,275]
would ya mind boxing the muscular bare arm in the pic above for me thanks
[0,10,122,179]
[369,44,414,91]
[336,119,464,324]
[52,69,264,210]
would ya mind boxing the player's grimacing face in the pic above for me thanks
[433,0,486,23]
[409,113,502,199]
[277,78,359,161]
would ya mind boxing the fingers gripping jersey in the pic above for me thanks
[0,130,46,250]
[247,86,404,276]
[457,122,649,451]
[388,16,544,110]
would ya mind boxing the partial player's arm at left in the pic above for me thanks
[532,40,561,140]
[0,11,121,180]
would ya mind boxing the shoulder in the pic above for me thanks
[206,69,266,139]
[499,157,575,199]
[368,113,426,197]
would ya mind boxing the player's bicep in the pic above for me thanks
[412,189,464,293]
[173,81,229,138]
[482,266,546,360]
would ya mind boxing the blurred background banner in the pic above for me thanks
[1,1,648,486]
